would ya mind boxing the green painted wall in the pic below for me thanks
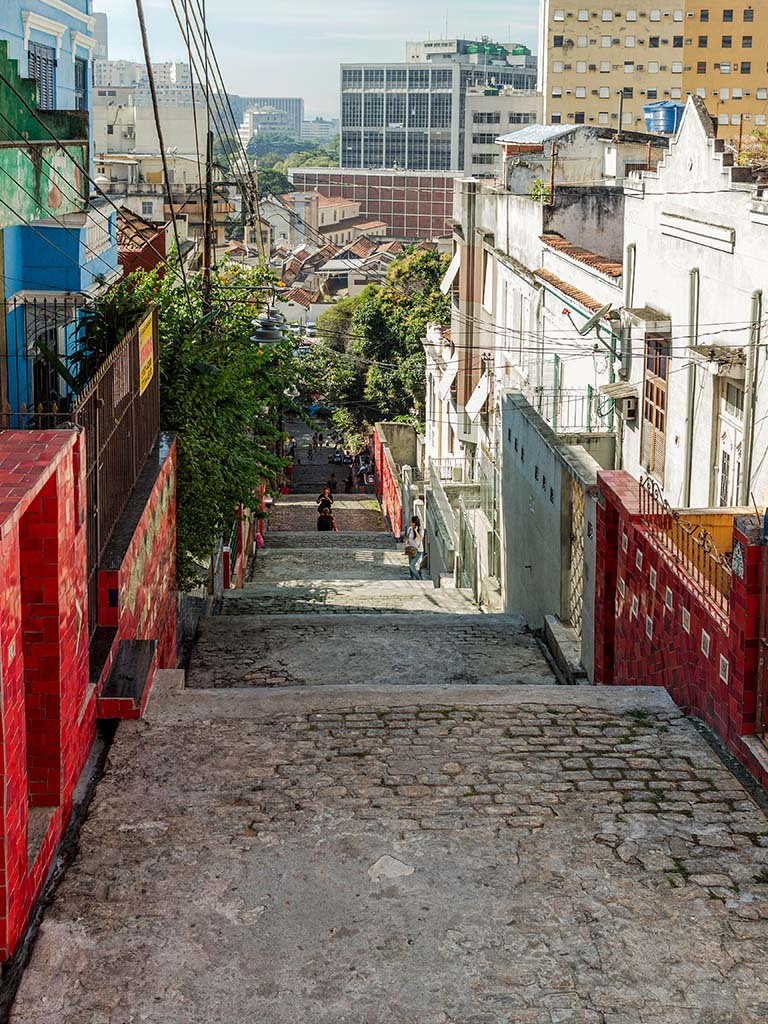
[0,40,89,229]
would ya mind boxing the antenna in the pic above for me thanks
[562,303,613,337]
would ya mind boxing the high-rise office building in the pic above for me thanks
[539,1,766,143]
[247,97,305,137]
[339,38,538,171]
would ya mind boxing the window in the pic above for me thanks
[575,86,586,97]
[106,123,114,134]
[741,61,751,73]
[578,8,589,19]
[74,57,87,112]
[473,111,501,124]
[648,61,659,73]
[744,8,754,21]
[722,35,732,47]
[758,87,768,99]
[672,61,683,73]
[602,9,613,20]
[552,60,564,72]
[733,86,743,97]
[671,87,682,98]
[599,86,610,97]
[601,35,612,46]
[554,8,566,20]
[742,34,753,47]
[551,113,562,123]
[650,9,661,21]
[600,61,611,72]
[552,86,563,96]
[141,201,153,217]
[577,36,588,46]
[756,114,767,126]
[599,111,610,124]
[723,9,734,22]
[642,336,669,482]
[697,61,707,73]
[720,61,731,73]
[625,35,636,47]
[626,9,637,20]
[576,61,587,72]
[553,35,564,46]
[28,42,56,110]
[623,86,634,98]
[674,8,684,19]
[698,35,708,46]
[647,88,658,98]
[700,8,709,21]
[624,62,635,73]
[649,36,660,47]
[575,111,586,123]
[673,35,683,47]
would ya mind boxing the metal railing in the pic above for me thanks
[638,476,732,614]
[73,311,160,636]
[431,457,476,483]
[1,301,160,638]
[531,387,615,434]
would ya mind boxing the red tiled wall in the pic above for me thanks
[101,441,177,669]
[595,469,768,789]
[373,429,403,539]
[0,430,93,959]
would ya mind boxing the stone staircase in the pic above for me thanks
[187,517,556,690]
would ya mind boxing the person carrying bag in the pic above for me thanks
[404,516,425,580]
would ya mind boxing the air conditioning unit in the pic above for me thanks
[589,64,597,70]
[637,64,645,70]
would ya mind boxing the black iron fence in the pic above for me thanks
[1,300,160,637]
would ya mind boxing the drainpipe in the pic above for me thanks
[624,243,636,310]
[683,268,700,506]
[741,288,762,506]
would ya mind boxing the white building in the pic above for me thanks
[300,117,339,143]
[620,95,768,508]
[464,87,542,179]
[93,95,208,157]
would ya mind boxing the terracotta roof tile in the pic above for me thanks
[540,233,623,278]
[533,268,612,315]
[117,206,160,253]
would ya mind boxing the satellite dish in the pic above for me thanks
[576,303,612,337]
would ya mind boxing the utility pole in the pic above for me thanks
[202,127,214,317]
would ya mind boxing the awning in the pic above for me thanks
[439,248,461,294]
[689,344,746,379]
[598,381,638,400]
[465,372,491,422]
[438,353,459,400]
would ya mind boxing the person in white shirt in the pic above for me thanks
[404,516,424,580]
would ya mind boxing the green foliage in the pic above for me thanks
[246,131,303,160]
[529,178,552,203]
[257,167,294,198]
[296,248,450,439]
[125,256,296,588]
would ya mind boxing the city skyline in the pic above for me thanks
[94,0,539,118]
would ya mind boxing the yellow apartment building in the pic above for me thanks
[539,2,766,144]
[682,3,767,145]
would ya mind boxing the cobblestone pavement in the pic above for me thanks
[12,679,768,1024]
[12,426,768,1023]
[187,613,553,689]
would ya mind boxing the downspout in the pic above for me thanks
[683,268,700,506]
[741,288,762,505]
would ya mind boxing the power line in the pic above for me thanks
[135,0,192,306]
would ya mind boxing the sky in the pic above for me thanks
[95,0,539,119]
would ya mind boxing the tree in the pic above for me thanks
[246,131,303,161]
[316,296,360,352]
[257,167,294,198]
[125,255,296,587]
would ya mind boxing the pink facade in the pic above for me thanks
[594,470,768,790]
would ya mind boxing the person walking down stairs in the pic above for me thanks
[404,515,425,580]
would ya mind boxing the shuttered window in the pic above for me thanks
[74,57,87,111]
[641,335,669,483]
[28,42,57,110]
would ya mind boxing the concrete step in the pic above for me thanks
[252,547,412,582]
[222,580,477,616]
[264,531,396,550]
[187,613,554,690]
[268,495,385,533]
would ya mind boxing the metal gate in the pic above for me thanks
[567,478,585,629]
[458,495,479,602]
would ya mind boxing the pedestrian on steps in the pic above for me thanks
[317,487,334,513]
[328,472,338,493]
[317,508,337,532]
[404,516,425,580]
[344,471,354,493]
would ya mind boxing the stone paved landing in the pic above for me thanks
[269,495,384,533]
[252,547,409,582]
[222,580,477,616]
[187,613,553,689]
[12,676,768,1024]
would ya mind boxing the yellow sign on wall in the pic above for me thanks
[138,311,155,395]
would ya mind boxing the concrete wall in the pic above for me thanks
[501,392,608,675]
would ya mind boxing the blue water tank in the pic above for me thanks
[643,101,685,135]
